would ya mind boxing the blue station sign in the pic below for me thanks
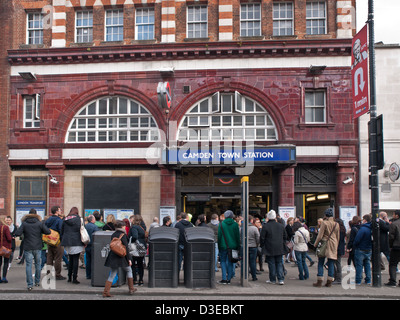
[165,145,296,166]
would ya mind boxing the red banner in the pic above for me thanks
[352,25,369,119]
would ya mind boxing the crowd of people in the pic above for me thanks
[0,206,399,295]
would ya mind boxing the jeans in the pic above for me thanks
[219,249,234,281]
[294,251,309,280]
[25,250,42,288]
[107,266,133,282]
[249,247,258,280]
[265,255,284,282]
[214,243,219,272]
[317,257,335,278]
[178,244,185,271]
[354,249,372,284]
[85,247,92,279]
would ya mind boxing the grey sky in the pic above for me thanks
[356,0,400,44]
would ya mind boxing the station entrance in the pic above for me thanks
[183,193,270,223]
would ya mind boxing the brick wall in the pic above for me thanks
[10,0,356,49]
[0,1,13,217]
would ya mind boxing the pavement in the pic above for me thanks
[1,253,399,300]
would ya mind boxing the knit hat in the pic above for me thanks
[224,210,234,219]
[324,208,334,217]
[267,210,276,220]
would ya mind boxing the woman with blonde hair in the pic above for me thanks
[103,214,116,231]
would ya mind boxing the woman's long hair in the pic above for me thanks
[68,207,79,217]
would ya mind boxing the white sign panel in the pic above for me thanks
[278,206,296,225]
[340,206,358,232]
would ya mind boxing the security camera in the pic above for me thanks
[48,173,59,184]
[343,177,353,185]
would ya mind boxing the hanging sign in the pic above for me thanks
[352,25,369,119]
[157,82,172,109]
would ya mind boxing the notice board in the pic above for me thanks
[84,177,140,214]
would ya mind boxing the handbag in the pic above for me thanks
[315,222,337,258]
[110,233,126,257]
[80,218,90,245]
[220,223,240,263]
[0,226,12,259]
[42,229,60,247]
[128,237,147,257]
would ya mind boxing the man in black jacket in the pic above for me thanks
[174,212,193,271]
[260,210,288,285]
[385,210,400,287]
[15,208,51,291]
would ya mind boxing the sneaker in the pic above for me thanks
[218,280,229,285]
[27,287,33,291]
[384,281,397,288]
[309,261,315,267]
[266,280,276,285]
[56,275,66,280]
[1,278,8,284]
[279,281,284,285]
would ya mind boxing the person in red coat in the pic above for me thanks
[0,220,12,283]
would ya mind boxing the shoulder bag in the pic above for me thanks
[42,229,61,247]
[80,218,90,245]
[110,233,127,257]
[128,236,147,257]
[220,223,240,263]
[315,222,337,258]
[0,226,12,259]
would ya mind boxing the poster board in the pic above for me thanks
[340,206,358,232]
[278,206,296,225]
[160,206,176,223]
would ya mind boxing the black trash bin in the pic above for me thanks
[184,227,215,288]
[91,231,126,287]
[148,226,179,288]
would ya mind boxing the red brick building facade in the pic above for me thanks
[4,0,357,226]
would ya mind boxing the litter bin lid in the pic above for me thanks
[92,230,113,239]
[149,226,179,242]
[184,227,214,242]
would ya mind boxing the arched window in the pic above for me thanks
[177,92,278,141]
[66,96,159,143]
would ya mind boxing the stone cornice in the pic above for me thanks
[8,39,352,66]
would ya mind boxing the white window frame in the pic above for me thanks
[272,2,293,36]
[66,96,160,143]
[178,93,277,142]
[23,95,41,128]
[306,1,327,35]
[27,12,44,44]
[75,10,93,43]
[105,9,124,42]
[305,90,326,123]
[240,3,261,37]
[135,7,155,40]
[187,5,208,39]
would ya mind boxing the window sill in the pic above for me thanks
[238,36,265,41]
[184,37,210,42]
[13,127,46,136]
[298,122,335,130]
